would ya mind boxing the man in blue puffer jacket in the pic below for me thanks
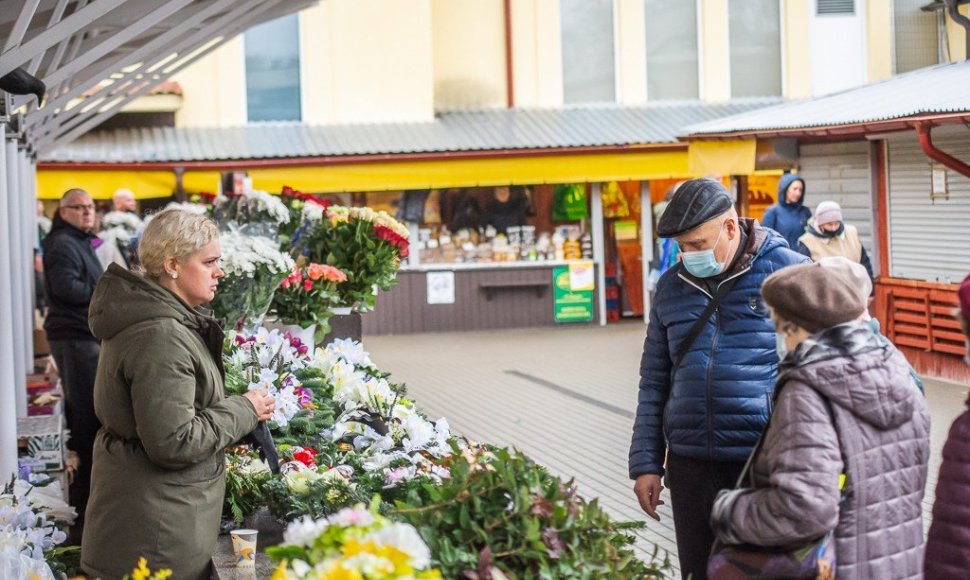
[762,173,812,250]
[629,178,808,579]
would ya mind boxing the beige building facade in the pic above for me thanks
[159,0,968,128]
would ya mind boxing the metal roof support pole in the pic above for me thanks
[591,182,607,327]
[3,0,43,52]
[20,149,35,379]
[0,121,18,482]
[27,0,92,129]
[17,0,90,116]
[915,121,970,179]
[25,0,72,76]
[639,180,652,324]
[40,0,198,91]
[20,0,240,116]
[6,137,28,418]
[41,1,288,150]
[31,0,277,144]
[0,0,128,78]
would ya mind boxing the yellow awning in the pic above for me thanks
[687,139,756,176]
[37,148,690,199]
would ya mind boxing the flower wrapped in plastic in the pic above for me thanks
[270,263,348,339]
[0,477,71,580]
[268,503,441,580]
[214,189,291,239]
[211,232,295,333]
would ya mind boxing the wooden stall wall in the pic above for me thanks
[875,278,970,384]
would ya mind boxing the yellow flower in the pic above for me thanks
[154,569,173,580]
[132,557,150,580]
[417,570,443,579]
[317,559,364,580]
[341,540,413,574]
[271,561,290,580]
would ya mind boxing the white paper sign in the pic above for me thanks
[568,260,595,291]
[427,271,456,305]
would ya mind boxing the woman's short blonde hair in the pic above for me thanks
[139,209,219,279]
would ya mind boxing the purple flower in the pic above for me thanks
[18,464,31,480]
[294,386,313,407]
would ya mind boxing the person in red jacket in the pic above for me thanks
[925,274,970,578]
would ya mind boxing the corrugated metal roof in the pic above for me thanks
[685,60,970,137]
[40,99,779,163]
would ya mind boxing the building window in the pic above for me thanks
[245,14,302,122]
[560,0,616,104]
[728,0,782,97]
[893,0,940,74]
[644,0,699,100]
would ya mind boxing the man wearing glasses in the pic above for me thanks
[42,188,104,544]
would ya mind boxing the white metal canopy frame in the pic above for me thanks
[0,0,317,482]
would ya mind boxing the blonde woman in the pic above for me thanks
[81,210,275,580]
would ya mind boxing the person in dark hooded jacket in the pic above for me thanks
[629,178,808,579]
[762,173,812,250]
[924,274,970,578]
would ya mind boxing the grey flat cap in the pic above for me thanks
[656,178,734,238]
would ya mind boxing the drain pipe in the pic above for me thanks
[946,0,970,57]
[916,121,970,178]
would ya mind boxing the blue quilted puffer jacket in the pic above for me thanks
[629,222,809,478]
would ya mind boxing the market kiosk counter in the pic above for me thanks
[362,261,600,335]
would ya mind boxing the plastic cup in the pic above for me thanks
[230,529,258,568]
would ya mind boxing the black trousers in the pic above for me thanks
[49,338,102,545]
[665,453,746,580]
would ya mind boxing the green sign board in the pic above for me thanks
[553,266,594,323]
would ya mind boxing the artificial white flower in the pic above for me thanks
[101,210,143,233]
[219,232,294,278]
[326,338,375,368]
[216,189,291,225]
[365,522,432,569]
[301,203,325,224]
[401,413,436,453]
[327,506,375,528]
[282,516,330,548]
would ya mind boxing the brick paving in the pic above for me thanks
[366,323,968,578]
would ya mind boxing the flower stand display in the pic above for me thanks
[112,188,667,579]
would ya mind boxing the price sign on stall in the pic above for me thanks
[553,266,594,323]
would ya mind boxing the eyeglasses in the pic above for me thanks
[64,204,95,213]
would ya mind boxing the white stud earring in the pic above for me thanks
[171,272,178,279]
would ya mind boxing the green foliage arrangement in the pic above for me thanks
[391,445,669,579]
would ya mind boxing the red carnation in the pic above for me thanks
[303,279,313,292]
[292,447,318,467]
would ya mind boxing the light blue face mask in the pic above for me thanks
[681,221,727,278]
[776,333,789,360]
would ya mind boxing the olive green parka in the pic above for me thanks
[81,264,258,580]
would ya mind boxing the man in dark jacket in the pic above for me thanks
[629,178,808,578]
[43,187,104,544]
[762,173,812,250]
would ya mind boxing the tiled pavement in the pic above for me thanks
[365,323,968,578]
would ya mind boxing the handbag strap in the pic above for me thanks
[671,274,740,375]
[737,386,847,493]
